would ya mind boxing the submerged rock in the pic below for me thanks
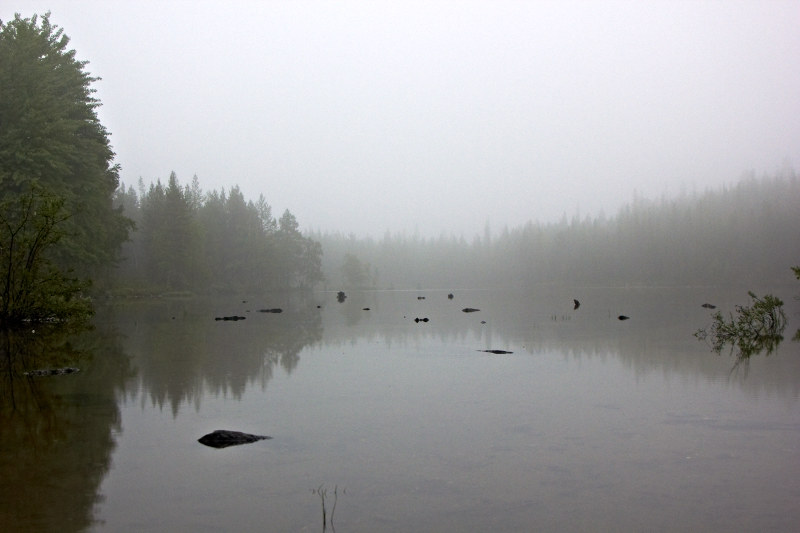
[198,430,271,449]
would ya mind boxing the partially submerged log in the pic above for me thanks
[24,367,80,377]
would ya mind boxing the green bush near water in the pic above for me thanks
[695,291,787,360]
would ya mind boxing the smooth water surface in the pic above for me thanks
[2,288,799,532]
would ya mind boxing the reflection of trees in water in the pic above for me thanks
[318,288,800,399]
[0,323,132,532]
[1,324,87,412]
[106,295,323,415]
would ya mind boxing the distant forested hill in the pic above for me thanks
[316,169,800,289]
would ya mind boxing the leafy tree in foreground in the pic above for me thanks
[0,13,132,289]
[0,187,92,323]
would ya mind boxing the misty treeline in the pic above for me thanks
[316,170,800,290]
[112,173,323,292]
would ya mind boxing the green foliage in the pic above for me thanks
[138,172,201,289]
[113,174,324,293]
[0,13,132,283]
[695,291,786,360]
[0,187,92,323]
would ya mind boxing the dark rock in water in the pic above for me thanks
[24,367,80,377]
[337,291,347,303]
[216,315,246,321]
[479,349,513,354]
[701,303,716,309]
[448,293,454,299]
[573,299,581,310]
[618,315,630,321]
[258,308,283,313]
[462,308,480,313]
[198,430,271,449]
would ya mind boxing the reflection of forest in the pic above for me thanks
[319,288,800,399]
[105,293,323,416]
[0,288,796,531]
[0,323,132,532]
[0,292,323,531]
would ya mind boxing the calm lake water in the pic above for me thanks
[2,287,799,532]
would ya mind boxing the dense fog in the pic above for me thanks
[6,1,800,238]
[315,170,800,290]
[114,170,798,292]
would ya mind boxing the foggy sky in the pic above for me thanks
[5,1,800,238]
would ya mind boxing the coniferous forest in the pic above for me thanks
[3,12,799,319]
[112,167,798,295]
[112,173,323,294]
[314,169,800,291]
